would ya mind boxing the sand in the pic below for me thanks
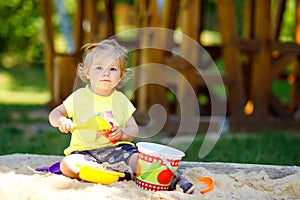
[0,154,299,200]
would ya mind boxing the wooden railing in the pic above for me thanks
[40,0,300,131]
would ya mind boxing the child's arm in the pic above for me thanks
[49,104,74,133]
[109,116,139,142]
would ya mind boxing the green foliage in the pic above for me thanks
[0,0,43,63]
[271,80,291,105]
[279,0,296,42]
[115,0,134,5]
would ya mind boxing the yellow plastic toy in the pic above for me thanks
[76,116,117,143]
[79,165,125,185]
[78,116,111,130]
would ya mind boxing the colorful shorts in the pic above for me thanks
[71,143,138,165]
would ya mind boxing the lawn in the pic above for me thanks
[0,65,299,166]
[0,64,50,105]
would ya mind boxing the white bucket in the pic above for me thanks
[136,142,185,191]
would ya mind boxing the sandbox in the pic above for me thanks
[0,154,299,199]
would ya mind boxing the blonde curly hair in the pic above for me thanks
[77,39,129,86]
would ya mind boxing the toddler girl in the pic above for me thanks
[48,39,139,180]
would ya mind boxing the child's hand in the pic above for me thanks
[108,126,123,141]
[58,118,74,133]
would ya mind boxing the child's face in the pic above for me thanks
[86,55,121,95]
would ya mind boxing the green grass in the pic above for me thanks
[183,132,300,166]
[0,124,70,155]
[0,104,70,155]
[1,109,299,166]
[0,64,50,105]
[0,64,299,166]
[137,132,300,166]
[0,105,298,164]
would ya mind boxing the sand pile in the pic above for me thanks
[0,154,299,200]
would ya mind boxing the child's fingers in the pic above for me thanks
[68,123,75,132]
[58,118,74,133]
[59,126,68,133]
[109,127,122,139]
[110,126,117,133]
[59,121,74,133]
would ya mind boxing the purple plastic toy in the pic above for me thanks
[35,161,62,174]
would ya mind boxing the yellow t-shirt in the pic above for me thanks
[63,86,136,155]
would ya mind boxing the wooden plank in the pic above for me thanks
[250,0,272,118]
[162,0,179,29]
[104,0,115,37]
[178,0,201,118]
[134,0,148,113]
[52,54,78,104]
[195,73,231,86]
[40,0,85,106]
[165,56,231,84]
[135,0,168,113]
[163,56,190,72]
[85,0,99,42]
[271,54,296,80]
[143,0,181,114]
[271,42,300,53]
[216,0,246,119]
[237,40,300,53]
[240,0,254,104]
[73,0,84,51]
[160,0,179,52]
[181,0,201,41]
[242,0,254,39]
[292,0,300,116]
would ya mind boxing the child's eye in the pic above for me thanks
[96,66,103,70]
[110,67,118,71]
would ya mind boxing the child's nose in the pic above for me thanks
[102,68,110,75]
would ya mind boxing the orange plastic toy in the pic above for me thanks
[194,176,214,194]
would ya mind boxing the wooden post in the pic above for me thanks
[73,0,84,51]
[241,0,254,102]
[216,0,246,120]
[243,0,254,39]
[251,0,272,118]
[85,0,99,42]
[39,0,56,107]
[135,0,169,114]
[161,0,179,50]
[104,0,115,37]
[179,0,201,118]
[272,0,286,40]
[293,0,300,117]
[162,0,179,29]
[52,55,77,102]
[40,0,84,106]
